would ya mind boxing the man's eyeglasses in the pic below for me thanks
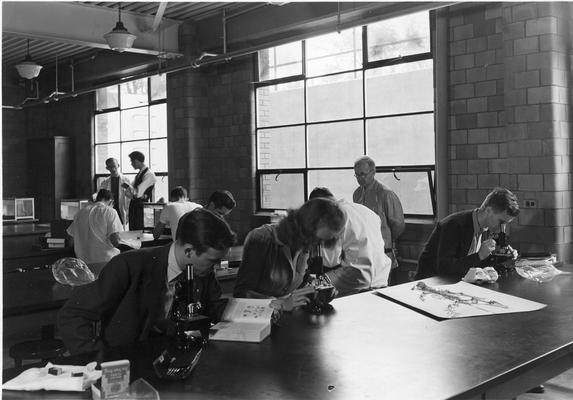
[354,171,373,178]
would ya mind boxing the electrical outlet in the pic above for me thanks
[524,199,537,208]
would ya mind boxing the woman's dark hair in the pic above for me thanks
[280,198,345,251]
[176,208,236,254]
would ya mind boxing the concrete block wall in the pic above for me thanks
[168,52,256,242]
[447,2,573,261]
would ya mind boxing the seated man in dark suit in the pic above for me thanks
[415,187,520,280]
[58,208,236,355]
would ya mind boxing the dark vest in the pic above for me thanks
[133,167,154,202]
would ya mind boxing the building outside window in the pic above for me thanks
[94,74,168,202]
[255,11,435,217]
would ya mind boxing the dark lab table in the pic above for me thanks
[3,264,573,399]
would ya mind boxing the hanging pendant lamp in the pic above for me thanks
[15,39,43,79]
[104,4,136,52]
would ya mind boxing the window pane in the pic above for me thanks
[150,138,168,173]
[306,27,362,76]
[366,60,433,116]
[121,108,149,141]
[96,86,118,110]
[95,112,120,143]
[121,141,149,175]
[260,173,304,210]
[308,121,364,168]
[259,42,303,81]
[308,169,357,201]
[367,114,435,165]
[154,175,169,203]
[150,104,167,138]
[150,74,166,101]
[120,78,148,109]
[375,171,433,215]
[95,143,120,174]
[307,72,363,122]
[256,81,304,127]
[257,126,305,169]
[367,11,430,62]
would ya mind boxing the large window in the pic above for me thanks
[255,11,435,216]
[94,75,168,202]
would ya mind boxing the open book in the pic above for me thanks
[209,298,274,343]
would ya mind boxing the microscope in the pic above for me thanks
[491,223,518,272]
[303,244,335,315]
[170,264,211,349]
[153,265,208,380]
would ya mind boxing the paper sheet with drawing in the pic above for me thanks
[377,280,546,319]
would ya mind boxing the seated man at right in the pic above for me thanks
[415,187,520,280]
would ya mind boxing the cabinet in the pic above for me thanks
[27,136,75,223]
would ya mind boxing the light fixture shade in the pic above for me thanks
[104,21,136,52]
[15,58,43,79]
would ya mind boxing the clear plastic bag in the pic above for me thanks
[52,257,96,286]
[514,259,570,283]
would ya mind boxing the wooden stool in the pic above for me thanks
[9,339,67,369]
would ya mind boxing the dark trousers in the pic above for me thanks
[128,199,144,230]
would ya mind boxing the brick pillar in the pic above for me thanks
[502,2,573,259]
[447,2,572,261]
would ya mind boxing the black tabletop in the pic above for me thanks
[3,265,573,399]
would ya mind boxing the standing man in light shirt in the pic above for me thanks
[353,156,405,285]
[124,151,156,230]
[67,189,124,264]
[153,186,203,241]
[99,157,131,227]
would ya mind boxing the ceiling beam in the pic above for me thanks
[2,1,183,58]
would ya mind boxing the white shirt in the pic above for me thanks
[322,199,392,290]
[159,201,203,240]
[67,202,124,264]
[99,174,131,228]
[131,168,156,199]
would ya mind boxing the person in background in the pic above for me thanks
[58,208,236,355]
[353,155,405,285]
[99,157,131,227]
[153,186,203,241]
[416,187,520,280]
[66,189,123,264]
[124,151,156,230]
[308,187,391,296]
[234,198,346,312]
[205,190,236,218]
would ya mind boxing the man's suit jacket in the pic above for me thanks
[415,210,489,279]
[58,244,225,355]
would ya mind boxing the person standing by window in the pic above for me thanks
[353,156,405,285]
[99,157,131,227]
[124,151,156,230]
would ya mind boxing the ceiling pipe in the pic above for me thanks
[6,2,453,109]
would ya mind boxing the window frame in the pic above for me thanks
[254,13,436,218]
[93,76,168,196]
